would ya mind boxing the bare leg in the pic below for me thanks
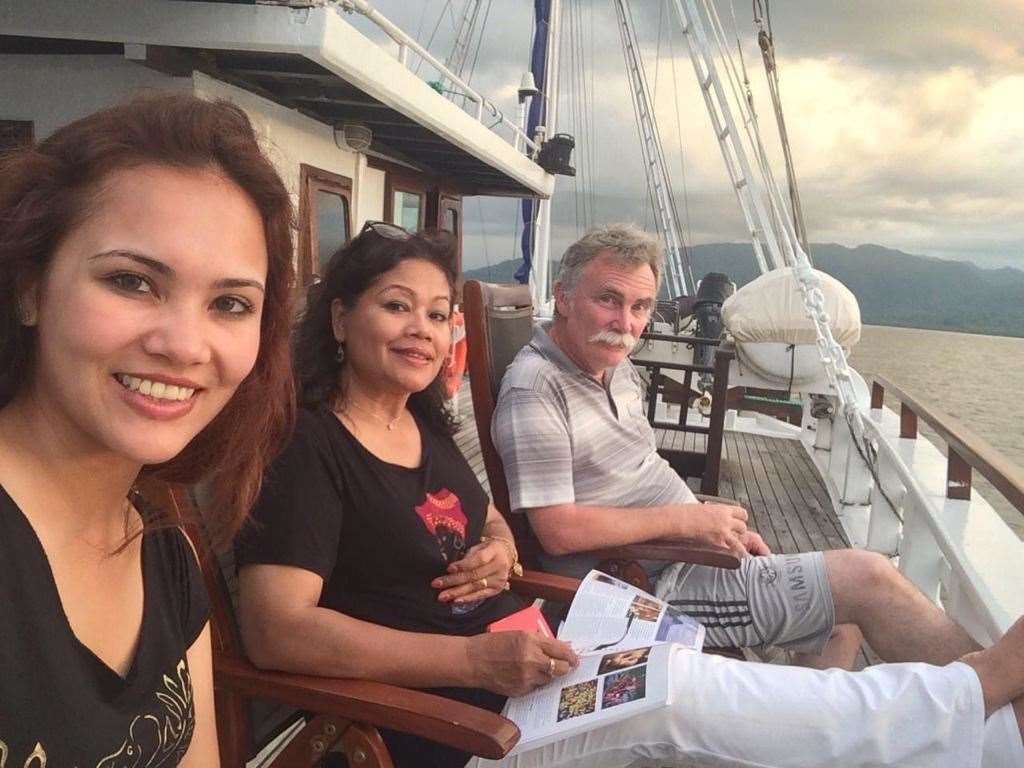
[1016,697,1024,735]
[824,549,980,663]
[793,623,863,670]
[961,616,1024,716]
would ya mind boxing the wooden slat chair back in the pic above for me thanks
[462,280,538,563]
[139,480,356,766]
[139,480,523,768]
[462,280,741,593]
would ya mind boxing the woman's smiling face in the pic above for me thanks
[22,163,268,466]
[332,257,453,397]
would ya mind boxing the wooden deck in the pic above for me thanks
[451,380,849,557]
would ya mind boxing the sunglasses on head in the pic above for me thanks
[360,220,412,240]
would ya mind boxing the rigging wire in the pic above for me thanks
[464,0,494,86]
[415,0,454,75]
[587,1,599,221]
[667,9,695,284]
[703,0,795,266]
[754,0,811,256]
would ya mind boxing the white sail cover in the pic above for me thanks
[722,267,861,346]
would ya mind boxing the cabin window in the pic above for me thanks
[299,164,353,285]
[0,120,33,155]
[438,196,463,274]
[314,189,351,271]
[441,205,458,234]
[392,189,424,231]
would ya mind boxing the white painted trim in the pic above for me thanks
[2,0,554,197]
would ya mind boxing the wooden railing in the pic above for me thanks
[860,376,1024,641]
[870,376,1024,512]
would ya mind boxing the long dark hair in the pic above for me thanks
[0,93,296,545]
[295,226,458,436]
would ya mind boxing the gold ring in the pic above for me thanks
[548,658,556,676]
[502,582,511,591]
[480,577,488,589]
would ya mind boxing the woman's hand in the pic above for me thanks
[433,539,515,603]
[466,631,579,697]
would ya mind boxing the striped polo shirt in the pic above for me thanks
[492,322,696,578]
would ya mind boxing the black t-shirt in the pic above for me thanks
[0,486,209,767]
[237,408,523,767]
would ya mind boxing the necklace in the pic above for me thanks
[342,399,404,431]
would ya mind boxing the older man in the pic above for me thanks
[492,223,978,669]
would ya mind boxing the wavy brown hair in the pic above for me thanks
[295,226,458,436]
[0,93,296,546]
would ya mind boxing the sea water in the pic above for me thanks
[849,325,1024,539]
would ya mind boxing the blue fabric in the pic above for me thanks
[516,0,552,285]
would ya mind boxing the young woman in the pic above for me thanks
[236,223,1024,768]
[0,94,295,766]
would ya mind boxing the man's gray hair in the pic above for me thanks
[556,223,664,295]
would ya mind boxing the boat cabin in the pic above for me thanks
[0,0,554,291]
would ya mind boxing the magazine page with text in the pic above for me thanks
[559,570,705,653]
[502,570,705,752]
[504,642,673,753]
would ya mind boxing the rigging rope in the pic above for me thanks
[415,0,454,75]
[667,10,694,258]
[753,0,811,255]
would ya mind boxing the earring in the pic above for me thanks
[16,301,36,327]
[335,342,345,363]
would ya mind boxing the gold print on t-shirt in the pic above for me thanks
[96,658,194,768]
[0,658,193,768]
[0,741,47,767]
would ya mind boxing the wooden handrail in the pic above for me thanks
[870,375,1024,511]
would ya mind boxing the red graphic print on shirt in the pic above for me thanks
[414,488,468,563]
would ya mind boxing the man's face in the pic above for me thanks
[553,252,656,378]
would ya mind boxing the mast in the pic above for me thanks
[530,0,560,311]
[516,0,560,313]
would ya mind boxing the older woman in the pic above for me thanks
[236,223,578,767]
[0,94,295,766]
[238,221,1024,768]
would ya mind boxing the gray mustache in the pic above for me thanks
[589,330,638,349]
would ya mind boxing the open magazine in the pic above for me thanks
[502,570,705,754]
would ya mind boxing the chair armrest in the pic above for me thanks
[509,569,580,602]
[588,540,740,569]
[214,654,520,759]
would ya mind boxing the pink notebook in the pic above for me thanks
[487,604,554,637]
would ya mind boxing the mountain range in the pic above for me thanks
[462,243,1024,338]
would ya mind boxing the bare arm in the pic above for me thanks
[238,563,577,696]
[239,563,476,687]
[180,623,220,767]
[526,501,751,558]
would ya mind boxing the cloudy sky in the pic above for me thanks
[348,1,1024,274]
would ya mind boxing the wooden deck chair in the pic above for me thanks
[462,280,741,592]
[139,479,586,768]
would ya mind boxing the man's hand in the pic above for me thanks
[671,502,750,558]
[740,530,772,556]
[466,632,579,697]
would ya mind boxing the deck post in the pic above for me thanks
[870,380,884,409]
[900,403,918,439]
[647,367,661,424]
[700,350,731,496]
[946,448,972,500]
